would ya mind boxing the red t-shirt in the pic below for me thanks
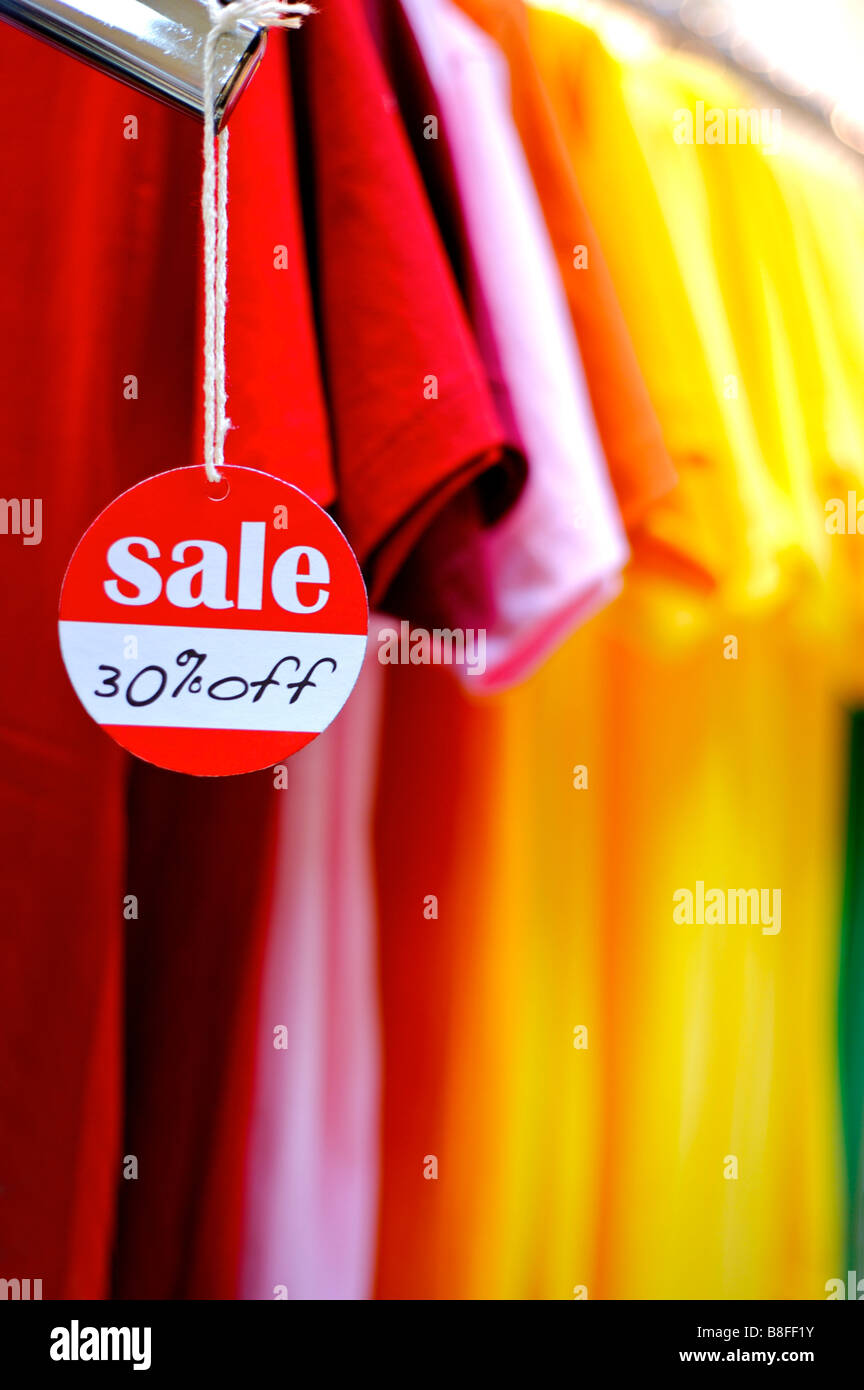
[0,1,512,1298]
[288,0,520,599]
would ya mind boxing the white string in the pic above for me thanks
[202,0,314,483]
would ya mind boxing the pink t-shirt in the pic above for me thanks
[397,0,628,690]
[239,636,385,1300]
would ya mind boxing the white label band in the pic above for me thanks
[59,621,367,733]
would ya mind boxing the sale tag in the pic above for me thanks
[58,466,369,776]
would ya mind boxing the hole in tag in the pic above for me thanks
[207,477,231,502]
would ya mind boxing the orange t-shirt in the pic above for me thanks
[456,0,677,532]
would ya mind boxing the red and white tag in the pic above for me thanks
[58,466,368,776]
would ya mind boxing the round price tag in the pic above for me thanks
[58,465,369,776]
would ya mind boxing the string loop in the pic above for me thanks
[202,0,314,483]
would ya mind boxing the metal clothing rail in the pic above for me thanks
[0,0,263,127]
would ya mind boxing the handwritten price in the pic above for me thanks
[93,648,338,708]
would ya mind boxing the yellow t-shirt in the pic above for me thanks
[526,7,864,646]
[373,6,853,1300]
